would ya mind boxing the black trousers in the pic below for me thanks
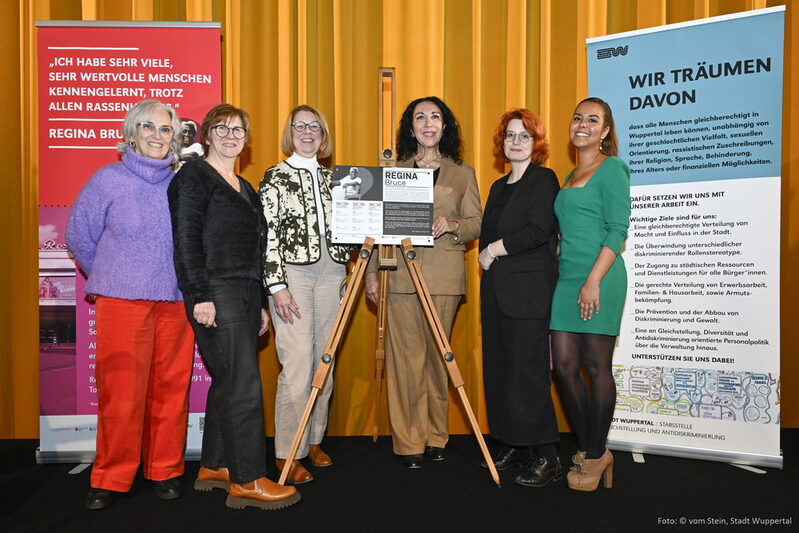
[186,278,267,484]
[481,271,559,447]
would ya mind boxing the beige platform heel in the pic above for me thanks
[567,449,613,491]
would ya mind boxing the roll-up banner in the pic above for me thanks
[586,7,784,468]
[36,21,221,463]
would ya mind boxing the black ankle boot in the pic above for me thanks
[86,487,115,510]
[515,456,562,487]
[481,446,530,471]
[153,477,182,500]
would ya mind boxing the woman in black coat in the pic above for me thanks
[478,108,561,487]
[168,104,299,510]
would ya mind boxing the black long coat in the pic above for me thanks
[479,162,560,446]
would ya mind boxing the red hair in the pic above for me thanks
[492,108,549,164]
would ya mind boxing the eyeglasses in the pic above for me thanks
[292,121,321,133]
[504,131,533,144]
[212,124,247,139]
[137,122,174,137]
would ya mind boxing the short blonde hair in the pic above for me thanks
[280,104,332,158]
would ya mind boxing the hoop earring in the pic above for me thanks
[129,140,135,146]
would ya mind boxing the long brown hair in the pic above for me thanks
[577,97,617,156]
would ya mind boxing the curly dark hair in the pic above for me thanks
[396,96,463,164]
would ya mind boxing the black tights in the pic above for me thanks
[551,331,617,459]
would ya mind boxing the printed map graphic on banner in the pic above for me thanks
[587,7,784,467]
[614,365,779,422]
[37,22,221,461]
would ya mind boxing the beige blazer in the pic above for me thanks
[367,156,482,295]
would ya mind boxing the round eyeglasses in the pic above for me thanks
[292,121,321,133]
[212,124,247,139]
[137,122,174,137]
[504,131,533,143]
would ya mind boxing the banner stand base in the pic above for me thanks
[35,447,202,465]
[608,439,783,470]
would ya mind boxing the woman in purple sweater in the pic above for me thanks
[66,100,195,510]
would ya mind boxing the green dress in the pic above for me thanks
[550,156,631,335]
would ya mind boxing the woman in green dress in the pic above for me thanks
[550,97,630,492]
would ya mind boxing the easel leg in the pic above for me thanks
[399,239,501,486]
[372,245,393,442]
[278,238,375,485]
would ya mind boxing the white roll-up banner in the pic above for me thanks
[586,7,784,468]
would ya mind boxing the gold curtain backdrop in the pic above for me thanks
[2,0,796,438]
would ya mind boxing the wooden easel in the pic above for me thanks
[277,237,501,487]
[278,67,499,486]
[371,244,395,441]
[372,66,396,440]
[275,237,374,486]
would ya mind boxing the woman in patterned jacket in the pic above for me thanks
[259,105,351,484]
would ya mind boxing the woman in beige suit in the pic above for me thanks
[365,96,481,468]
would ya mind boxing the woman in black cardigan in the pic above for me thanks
[478,108,561,487]
[168,104,298,510]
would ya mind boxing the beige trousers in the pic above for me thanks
[385,293,461,455]
[271,250,346,459]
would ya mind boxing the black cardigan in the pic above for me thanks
[168,158,268,307]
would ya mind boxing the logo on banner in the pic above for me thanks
[597,45,629,59]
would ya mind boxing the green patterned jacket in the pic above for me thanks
[259,160,351,289]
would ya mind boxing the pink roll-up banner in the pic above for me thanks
[36,21,221,462]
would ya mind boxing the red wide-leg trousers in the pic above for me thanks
[91,297,194,492]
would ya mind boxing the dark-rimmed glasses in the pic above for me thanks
[212,125,247,139]
[292,121,321,133]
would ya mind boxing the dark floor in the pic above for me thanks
[1,431,796,532]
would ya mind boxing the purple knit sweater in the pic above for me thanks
[66,147,183,302]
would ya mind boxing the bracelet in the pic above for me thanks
[452,221,460,242]
[487,244,497,260]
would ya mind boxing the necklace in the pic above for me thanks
[415,153,441,168]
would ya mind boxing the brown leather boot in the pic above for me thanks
[194,466,230,492]
[567,449,613,491]
[225,477,300,510]
[309,444,333,467]
[275,459,314,484]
